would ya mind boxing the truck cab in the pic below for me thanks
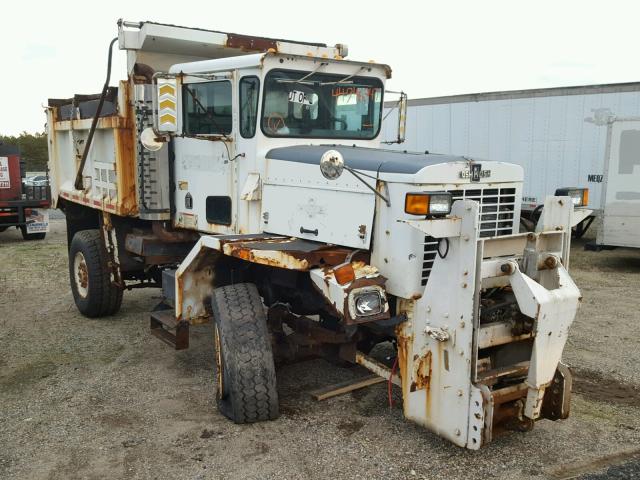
[163,52,389,238]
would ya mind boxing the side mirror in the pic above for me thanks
[154,75,179,134]
[320,150,345,180]
[396,91,407,144]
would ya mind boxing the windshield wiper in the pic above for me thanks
[275,62,329,85]
[316,66,366,86]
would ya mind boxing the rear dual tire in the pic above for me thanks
[69,229,123,318]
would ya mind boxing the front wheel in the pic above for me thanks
[211,283,279,423]
[69,229,123,318]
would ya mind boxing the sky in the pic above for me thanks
[2,0,640,135]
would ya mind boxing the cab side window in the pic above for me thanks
[183,80,232,135]
[239,77,260,138]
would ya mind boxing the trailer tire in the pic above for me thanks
[69,229,123,318]
[20,226,46,240]
[211,283,279,424]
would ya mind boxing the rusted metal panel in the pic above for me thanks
[412,350,432,391]
[225,33,277,52]
[113,81,138,216]
[218,236,356,270]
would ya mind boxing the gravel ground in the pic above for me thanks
[1,219,639,480]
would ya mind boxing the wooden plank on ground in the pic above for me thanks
[309,374,386,401]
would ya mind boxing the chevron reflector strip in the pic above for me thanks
[157,78,178,132]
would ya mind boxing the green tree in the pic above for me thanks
[0,131,48,172]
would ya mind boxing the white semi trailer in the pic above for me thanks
[382,82,640,243]
[592,116,640,249]
[47,19,590,449]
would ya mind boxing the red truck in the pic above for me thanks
[0,143,50,240]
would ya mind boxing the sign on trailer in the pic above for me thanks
[0,157,10,189]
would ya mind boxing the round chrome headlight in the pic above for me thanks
[320,149,344,180]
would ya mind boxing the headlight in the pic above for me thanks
[349,287,386,317]
[355,292,382,316]
[555,187,589,207]
[405,192,452,216]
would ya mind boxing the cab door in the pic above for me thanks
[173,76,236,233]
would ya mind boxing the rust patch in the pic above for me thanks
[413,350,432,391]
[113,83,137,216]
[218,237,367,271]
[225,34,278,52]
[223,243,310,270]
[396,325,413,412]
[115,80,137,217]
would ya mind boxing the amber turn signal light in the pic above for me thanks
[333,263,355,285]
[405,192,452,216]
[555,187,589,207]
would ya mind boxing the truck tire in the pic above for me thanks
[211,283,279,423]
[20,226,46,240]
[69,229,123,318]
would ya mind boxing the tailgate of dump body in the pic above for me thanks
[46,81,140,217]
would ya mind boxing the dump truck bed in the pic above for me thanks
[46,82,139,217]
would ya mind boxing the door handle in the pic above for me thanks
[300,227,319,236]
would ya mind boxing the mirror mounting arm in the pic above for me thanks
[345,166,391,207]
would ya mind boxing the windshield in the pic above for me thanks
[261,69,383,139]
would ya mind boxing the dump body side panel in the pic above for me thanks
[47,81,139,217]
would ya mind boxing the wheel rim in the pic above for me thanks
[214,324,224,400]
[73,251,89,298]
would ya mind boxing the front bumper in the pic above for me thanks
[396,196,583,449]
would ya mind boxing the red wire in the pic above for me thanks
[388,356,399,408]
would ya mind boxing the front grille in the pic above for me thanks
[421,187,517,286]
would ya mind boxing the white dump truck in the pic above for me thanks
[47,19,591,449]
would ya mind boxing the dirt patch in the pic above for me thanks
[0,360,58,393]
[336,419,364,436]
[573,368,640,408]
[549,448,640,479]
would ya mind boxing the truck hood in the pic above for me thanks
[265,145,523,184]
